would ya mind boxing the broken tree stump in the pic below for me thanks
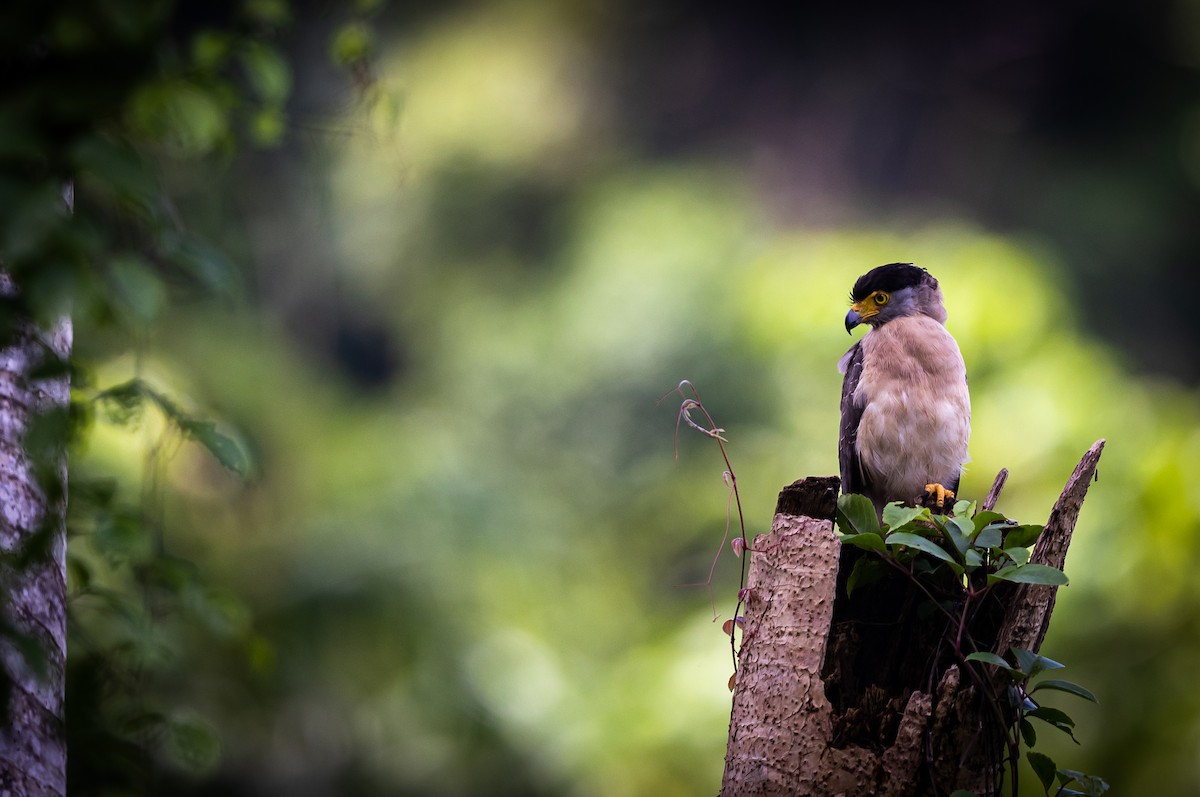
[720,440,1105,796]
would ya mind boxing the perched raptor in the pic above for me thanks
[838,263,970,516]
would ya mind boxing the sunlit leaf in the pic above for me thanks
[882,502,926,530]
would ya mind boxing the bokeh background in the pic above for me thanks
[22,1,1200,795]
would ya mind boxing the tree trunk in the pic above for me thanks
[0,273,71,797]
[720,441,1104,796]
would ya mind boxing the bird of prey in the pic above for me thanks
[838,263,970,517]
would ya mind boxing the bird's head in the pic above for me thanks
[845,263,946,334]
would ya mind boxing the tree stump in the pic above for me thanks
[720,440,1104,796]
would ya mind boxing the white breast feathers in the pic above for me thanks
[852,315,971,502]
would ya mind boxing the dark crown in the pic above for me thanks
[850,263,934,302]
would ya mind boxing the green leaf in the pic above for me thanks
[159,231,242,299]
[97,378,148,425]
[1012,648,1065,678]
[182,420,252,476]
[941,518,969,556]
[839,532,885,552]
[966,651,1023,679]
[973,526,1002,549]
[1029,706,1079,742]
[165,712,221,774]
[1004,524,1044,548]
[989,564,1069,587]
[67,555,92,591]
[965,651,1009,667]
[1027,751,1057,791]
[948,515,974,539]
[1019,717,1037,747]
[882,502,927,530]
[952,499,975,517]
[93,508,152,561]
[1031,679,1098,703]
[971,510,1007,532]
[240,42,292,104]
[129,79,230,155]
[248,106,286,146]
[1002,546,1031,565]
[886,532,957,564]
[949,791,979,797]
[837,494,880,536]
[245,0,291,26]
[330,20,373,66]
[191,30,233,70]
[964,548,983,568]
[108,254,166,323]
[1057,770,1110,796]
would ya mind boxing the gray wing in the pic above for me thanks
[838,342,867,497]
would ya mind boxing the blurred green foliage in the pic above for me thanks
[7,1,1200,796]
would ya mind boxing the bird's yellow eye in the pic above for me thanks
[874,291,890,306]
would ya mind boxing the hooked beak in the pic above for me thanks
[845,307,863,334]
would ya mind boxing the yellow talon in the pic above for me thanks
[924,483,955,509]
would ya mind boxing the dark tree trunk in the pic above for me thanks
[720,441,1104,796]
[0,274,70,797]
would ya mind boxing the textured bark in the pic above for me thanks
[720,442,1104,796]
[0,274,70,797]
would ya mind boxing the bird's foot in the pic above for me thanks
[924,483,955,510]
